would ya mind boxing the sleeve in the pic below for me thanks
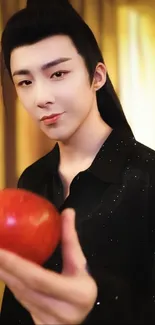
[141,163,155,324]
[83,162,155,325]
[148,163,155,300]
[17,171,25,189]
[17,167,34,190]
[17,165,43,193]
[16,160,48,197]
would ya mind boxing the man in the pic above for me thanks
[1,0,155,324]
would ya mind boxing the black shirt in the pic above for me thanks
[1,124,155,324]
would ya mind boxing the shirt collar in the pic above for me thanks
[88,125,135,183]
[46,125,135,184]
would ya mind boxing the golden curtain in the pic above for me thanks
[0,0,155,307]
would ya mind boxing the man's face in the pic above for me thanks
[10,35,97,142]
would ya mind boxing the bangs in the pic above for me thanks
[1,6,100,79]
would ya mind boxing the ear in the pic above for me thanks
[93,63,107,91]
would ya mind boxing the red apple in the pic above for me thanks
[0,188,61,265]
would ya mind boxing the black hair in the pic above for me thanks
[1,0,130,128]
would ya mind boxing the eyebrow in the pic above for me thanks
[12,57,72,77]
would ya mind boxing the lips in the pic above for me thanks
[40,113,62,121]
[40,113,63,126]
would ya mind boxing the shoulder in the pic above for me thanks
[124,139,155,221]
[127,140,155,201]
[129,140,155,177]
[17,144,59,191]
[133,142,155,228]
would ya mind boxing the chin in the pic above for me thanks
[44,131,71,143]
[41,124,76,143]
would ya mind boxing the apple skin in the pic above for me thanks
[0,188,61,265]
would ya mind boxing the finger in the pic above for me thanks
[0,267,86,324]
[19,286,89,325]
[0,249,91,301]
[0,266,72,319]
[19,299,63,325]
[0,267,25,294]
[61,208,87,275]
[0,266,62,318]
[32,313,61,325]
[20,290,84,325]
[19,293,66,324]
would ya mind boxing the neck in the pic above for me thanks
[58,107,112,165]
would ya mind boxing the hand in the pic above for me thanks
[0,208,97,324]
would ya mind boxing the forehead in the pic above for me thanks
[10,35,78,71]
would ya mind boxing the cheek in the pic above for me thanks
[17,90,34,115]
[71,84,94,112]
[64,90,94,124]
[58,78,92,108]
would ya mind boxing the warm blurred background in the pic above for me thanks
[0,0,155,308]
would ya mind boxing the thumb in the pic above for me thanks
[61,208,87,276]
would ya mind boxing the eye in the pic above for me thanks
[18,80,32,87]
[51,71,68,80]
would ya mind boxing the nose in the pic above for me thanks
[35,82,55,108]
